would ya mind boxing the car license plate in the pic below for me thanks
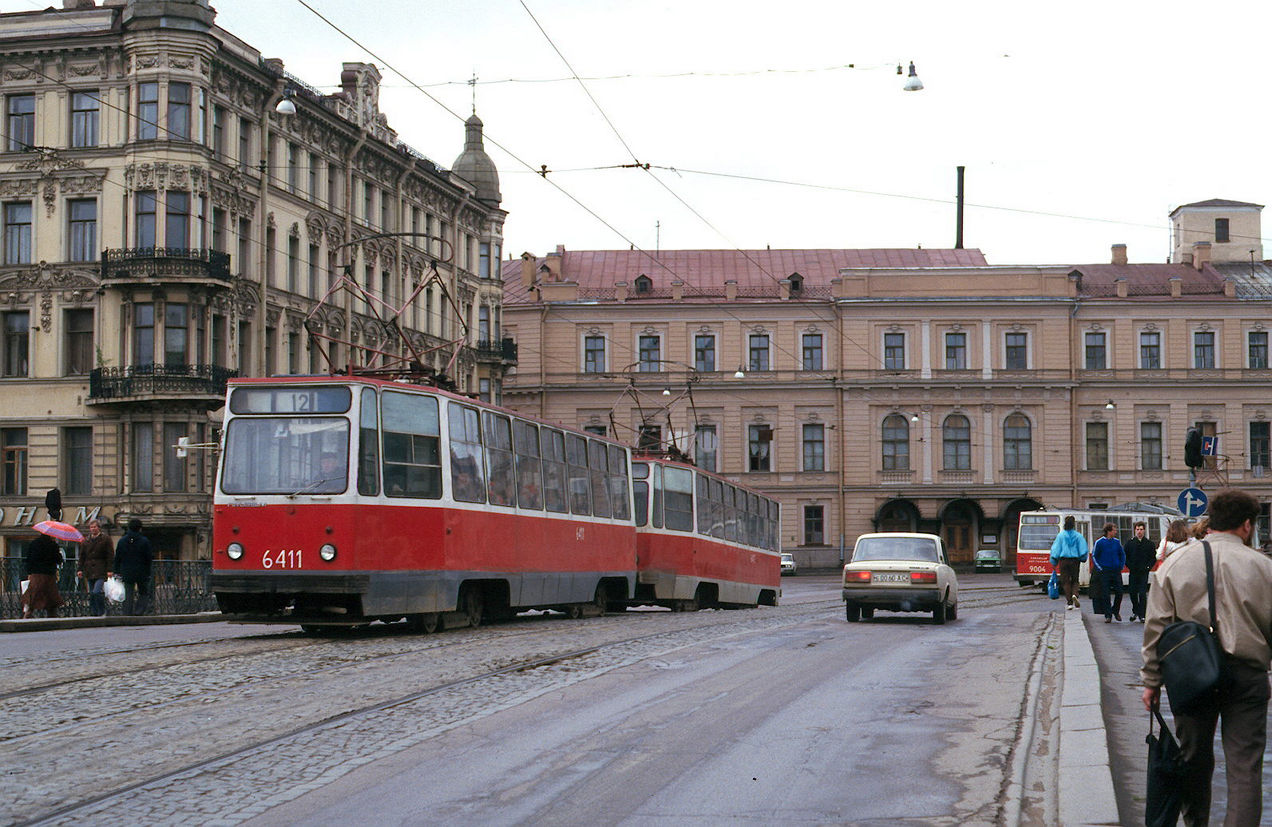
[872,572,909,583]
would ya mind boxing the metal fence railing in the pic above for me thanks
[1,559,218,619]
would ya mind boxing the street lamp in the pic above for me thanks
[733,366,745,379]
[1105,399,1116,410]
[902,62,924,92]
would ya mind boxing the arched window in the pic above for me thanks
[881,414,909,470]
[1003,413,1032,470]
[942,414,971,470]
[634,275,652,294]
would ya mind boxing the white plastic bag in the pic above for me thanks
[104,577,125,604]
[20,579,28,595]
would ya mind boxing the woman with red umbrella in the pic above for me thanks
[21,524,68,618]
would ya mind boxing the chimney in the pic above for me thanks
[1111,244,1127,265]
[1115,278,1128,298]
[671,280,684,301]
[779,279,791,300]
[520,251,536,289]
[1193,241,1212,271]
[1224,277,1237,298]
[1169,275,1183,298]
[725,280,738,301]
[614,281,628,302]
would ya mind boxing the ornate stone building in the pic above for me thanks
[503,201,1272,568]
[0,0,511,561]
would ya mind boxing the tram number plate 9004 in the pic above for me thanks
[871,572,909,583]
[262,549,302,569]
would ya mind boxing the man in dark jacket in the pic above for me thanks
[1122,520,1155,622]
[77,518,113,616]
[113,518,154,615]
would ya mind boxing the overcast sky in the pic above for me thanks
[163,1,1272,264]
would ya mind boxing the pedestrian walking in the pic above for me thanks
[77,518,112,616]
[1091,522,1125,622]
[21,530,64,619]
[1142,488,1272,825]
[113,518,153,616]
[1157,518,1190,563]
[1123,520,1155,622]
[1049,515,1088,610]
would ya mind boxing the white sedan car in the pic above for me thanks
[842,532,959,624]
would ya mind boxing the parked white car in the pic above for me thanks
[842,532,959,624]
[780,553,797,575]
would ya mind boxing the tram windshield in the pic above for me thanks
[222,417,350,495]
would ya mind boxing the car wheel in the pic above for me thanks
[947,601,958,621]
[861,606,875,620]
[845,602,860,622]
[933,601,947,625]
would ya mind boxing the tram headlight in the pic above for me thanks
[319,543,337,562]
[227,542,245,560]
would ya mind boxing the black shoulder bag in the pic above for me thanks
[1155,540,1226,716]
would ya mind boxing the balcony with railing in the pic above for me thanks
[88,364,237,406]
[101,248,232,284]
[473,337,519,364]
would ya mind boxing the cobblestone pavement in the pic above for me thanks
[4,585,1037,826]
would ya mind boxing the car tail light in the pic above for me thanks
[910,571,937,584]
[844,570,872,583]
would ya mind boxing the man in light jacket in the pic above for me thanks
[1141,488,1272,826]
[1049,515,1088,610]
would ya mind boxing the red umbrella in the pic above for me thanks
[34,520,84,543]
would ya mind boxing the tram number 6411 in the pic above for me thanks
[262,549,302,569]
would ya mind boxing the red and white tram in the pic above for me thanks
[211,376,781,631]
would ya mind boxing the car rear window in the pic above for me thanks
[852,537,939,563]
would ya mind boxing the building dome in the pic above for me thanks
[452,114,501,206]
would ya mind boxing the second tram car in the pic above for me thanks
[211,376,781,631]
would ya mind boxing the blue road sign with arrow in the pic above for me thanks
[1178,487,1208,518]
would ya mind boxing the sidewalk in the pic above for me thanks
[1059,606,1121,826]
[0,612,223,633]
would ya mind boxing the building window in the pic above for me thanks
[1140,422,1163,471]
[1084,331,1106,370]
[942,414,971,470]
[634,275,652,294]
[1086,422,1109,471]
[2,311,29,377]
[137,82,158,140]
[1,427,27,496]
[1004,332,1027,370]
[478,306,491,343]
[363,180,373,223]
[1251,421,1270,471]
[167,82,191,140]
[748,424,772,472]
[67,198,97,262]
[694,334,716,372]
[479,242,491,278]
[583,335,605,373]
[945,332,967,370]
[1140,331,1161,369]
[1193,331,1216,369]
[164,303,187,366]
[1003,413,1032,470]
[133,303,154,365]
[803,504,825,545]
[884,332,905,370]
[166,192,190,249]
[3,201,32,264]
[64,308,93,376]
[132,422,153,492]
[286,235,299,292]
[163,422,187,492]
[881,413,909,470]
[748,334,770,371]
[637,424,661,451]
[802,333,823,370]
[70,91,99,148]
[694,424,717,472]
[135,191,157,248]
[802,423,825,472]
[285,142,298,192]
[212,105,226,159]
[582,425,606,437]
[638,335,661,371]
[238,116,252,170]
[1215,218,1230,243]
[308,152,320,200]
[63,427,92,496]
[7,94,34,151]
[1249,331,1268,369]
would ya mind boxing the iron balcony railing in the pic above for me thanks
[101,248,232,282]
[474,338,519,363]
[0,559,218,619]
[89,364,237,400]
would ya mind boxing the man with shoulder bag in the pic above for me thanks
[1141,488,1272,826]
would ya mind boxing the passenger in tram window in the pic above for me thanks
[517,466,542,510]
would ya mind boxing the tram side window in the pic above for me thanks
[664,466,694,531]
[607,445,631,520]
[358,388,379,496]
[565,433,590,515]
[542,428,568,513]
[651,463,663,528]
[381,391,441,498]
[483,412,516,507]
[724,485,738,543]
[696,474,710,534]
[709,478,724,538]
[632,462,649,526]
[769,500,780,550]
[748,493,761,547]
[588,439,612,518]
[513,420,543,510]
[448,402,486,503]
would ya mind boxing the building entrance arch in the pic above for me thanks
[876,499,921,533]
[939,499,984,565]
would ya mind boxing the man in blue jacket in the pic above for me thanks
[1049,515,1088,610]
[1091,522,1125,622]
